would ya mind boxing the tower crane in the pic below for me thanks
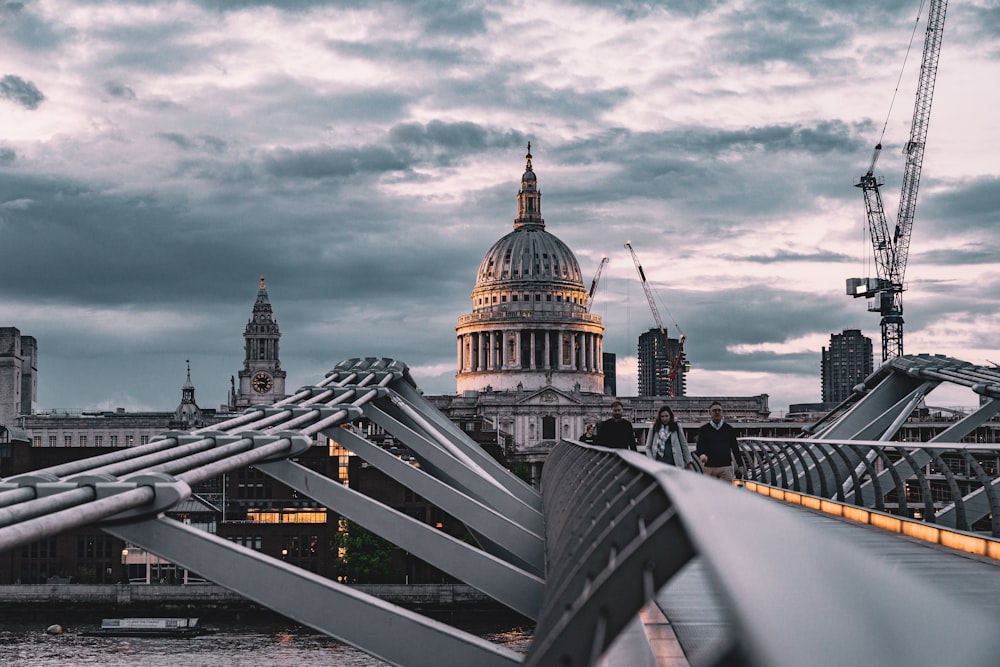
[625,242,686,396]
[587,257,609,313]
[847,0,948,362]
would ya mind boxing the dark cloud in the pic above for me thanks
[914,244,999,267]
[571,0,725,19]
[736,249,855,264]
[0,1,62,50]
[0,74,44,109]
[156,132,228,153]
[262,144,410,180]
[964,4,1000,48]
[104,81,136,100]
[388,120,525,166]
[921,175,1000,233]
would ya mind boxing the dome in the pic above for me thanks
[455,144,604,396]
[474,227,584,290]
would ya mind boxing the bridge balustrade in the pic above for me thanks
[529,440,1000,666]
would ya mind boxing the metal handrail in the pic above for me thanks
[527,440,1000,666]
[737,436,1000,535]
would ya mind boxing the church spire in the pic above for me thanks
[233,275,286,409]
[514,142,544,230]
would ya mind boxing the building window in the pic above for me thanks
[79,435,87,446]
[141,435,149,445]
[95,435,103,446]
[64,435,72,446]
[33,436,41,446]
[109,435,118,446]
[48,436,56,447]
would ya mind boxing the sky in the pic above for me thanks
[1,0,998,417]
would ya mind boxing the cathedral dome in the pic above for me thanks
[456,145,604,396]
[474,227,584,292]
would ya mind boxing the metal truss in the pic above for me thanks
[740,354,1000,534]
[0,357,540,666]
[4,353,1000,665]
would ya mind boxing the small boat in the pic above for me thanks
[80,617,212,638]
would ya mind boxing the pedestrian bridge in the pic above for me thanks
[2,355,1000,666]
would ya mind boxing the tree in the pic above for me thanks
[333,520,394,583]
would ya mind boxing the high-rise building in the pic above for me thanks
[637,328,686,397]
[821,329,874,403]
[602,352,616,396]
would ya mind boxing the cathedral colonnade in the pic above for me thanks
[456,328,602,374]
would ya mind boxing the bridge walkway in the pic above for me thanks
[640,495,1000,666]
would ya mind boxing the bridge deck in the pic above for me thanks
[648,499,1000,665]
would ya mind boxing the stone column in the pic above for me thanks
[529,331,536,370]
[544,330,551,370]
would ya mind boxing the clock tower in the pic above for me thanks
[231,276,287,409]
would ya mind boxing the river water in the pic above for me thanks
[0,612,533,666]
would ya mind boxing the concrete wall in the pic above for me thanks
[0,583,492,608]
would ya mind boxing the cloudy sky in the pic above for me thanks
[2,0,998,417]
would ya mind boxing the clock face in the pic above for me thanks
[252,372,273,393]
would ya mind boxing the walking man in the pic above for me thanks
[696,401,744,482]
[594,400,638,451]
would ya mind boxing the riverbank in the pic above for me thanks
[0,582,503,613]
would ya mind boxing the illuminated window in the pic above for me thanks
[246,508,327,524]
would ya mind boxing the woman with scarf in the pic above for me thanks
[645,405,694,469]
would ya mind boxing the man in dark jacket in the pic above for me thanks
[594,400,638,450]
[695,401,744,482]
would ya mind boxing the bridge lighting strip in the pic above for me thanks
[740,481,1000,562]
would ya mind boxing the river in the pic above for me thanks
[0,611,533,666]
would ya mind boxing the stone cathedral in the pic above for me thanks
[455,145,605,395]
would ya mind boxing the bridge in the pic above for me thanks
[2,354,1000,665]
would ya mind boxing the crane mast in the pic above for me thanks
[848,0,948,362]
[587,257,609,312]
[625,242,685,396]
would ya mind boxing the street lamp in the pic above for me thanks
[120,548,129,584]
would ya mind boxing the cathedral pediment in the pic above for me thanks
[514,387,584,407]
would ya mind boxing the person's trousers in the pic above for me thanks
[703,465,734,482]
